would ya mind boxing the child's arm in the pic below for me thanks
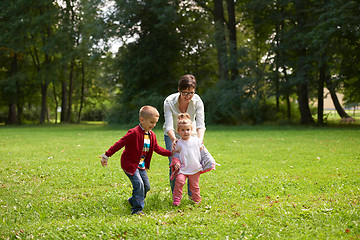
[99,129,134,167]
[154,144,172,156]
[152,133,172,156]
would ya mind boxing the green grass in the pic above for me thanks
[0,124,359,239]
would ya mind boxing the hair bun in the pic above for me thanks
[177,113,191,121]
[176,113,192,133]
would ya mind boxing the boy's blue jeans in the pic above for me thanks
[124,169,150,214]
[164,134,191,197]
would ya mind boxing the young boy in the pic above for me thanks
[100,106,172,215]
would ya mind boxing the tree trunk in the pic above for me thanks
[329,91,349,118]
[61,78,68,123]
[275,70,280,111]
[286,96,291,120]
[7,53,18,125]
[52,81,59,124]
[40,52,51,124]
[274,22,280,111]
[66,59,75,123]
[293,0,313,125]
[7,103,17,125]
[325,77,350,119]
[297,83,314,124]
[213,0,228,82]
[46,107,50,123]
[77,61,85,123]
[226,0,238,81]
[40,21,52,124]
[317,63,326,126]
[17,104,22,124]
[40,82,48,124]
[283,65,291,121]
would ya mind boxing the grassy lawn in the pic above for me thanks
[0,124,359,239]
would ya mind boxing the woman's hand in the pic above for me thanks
[171,139,179,152]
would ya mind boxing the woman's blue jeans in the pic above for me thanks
[164,134,191,197]
[124,169,150,214]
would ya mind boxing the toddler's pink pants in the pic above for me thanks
[173,172,201,203]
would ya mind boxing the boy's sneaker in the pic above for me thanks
[173,198,181,206]
[127,198,133,206]
[133,211,145,216]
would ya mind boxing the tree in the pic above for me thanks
[309,0,360,122]
[328,0,360,119]
[2,0,359,125]
[55,0,106,123]
[0,0,29,124]
[226,0,239,81]
[108,0,186,123]
[23,0,60,124]
[213,0,229,82]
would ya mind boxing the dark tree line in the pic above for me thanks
[1,0,359,125]
[204,0,360,125]
[1,0,108,124]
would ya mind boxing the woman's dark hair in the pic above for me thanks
[178,74,197,91]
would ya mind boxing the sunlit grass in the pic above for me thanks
[0,124,359,239]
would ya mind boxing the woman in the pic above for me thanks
[163,74,206,194]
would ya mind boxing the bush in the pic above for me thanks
[0,105,7,124]
[106,94,165,125]
[203,81,243,125]
[81,108,106,121]
[203,81,301,125]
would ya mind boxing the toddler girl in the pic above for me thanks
[171,113,215,206]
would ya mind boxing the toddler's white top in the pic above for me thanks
[174,136,203,175]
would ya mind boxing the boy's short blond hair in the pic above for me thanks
[139,106,159,119]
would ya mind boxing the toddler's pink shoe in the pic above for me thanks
[173,198,181,206]
[191,197,201,204]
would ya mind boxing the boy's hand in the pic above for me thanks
[101,157,108,167]
[100,154,108,167]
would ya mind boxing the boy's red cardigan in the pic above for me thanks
[105,125,171,175]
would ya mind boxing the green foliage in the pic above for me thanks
[107,0,219,124]
[240,0,360,124]
[204,80,244,125]
[108,0,184,123]
[1,0,359,125]
[203,71,300,125]
[343,77,360,107]
[0,124,359,238]
[107,93,166,125]
[0,0,108,124]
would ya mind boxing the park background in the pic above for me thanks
[1,0,360,126]
[1,0,360,239]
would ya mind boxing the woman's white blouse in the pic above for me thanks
[163,92,206,138]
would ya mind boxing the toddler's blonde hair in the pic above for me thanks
[177,113,192,133]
